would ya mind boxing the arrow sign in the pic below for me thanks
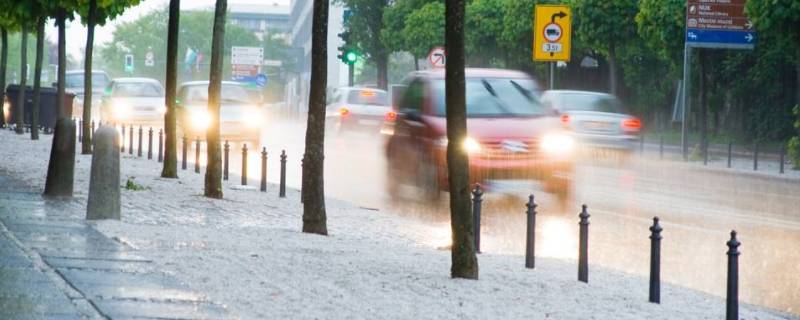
[745,33,753,42]
[551,11,566,23]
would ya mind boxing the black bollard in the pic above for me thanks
[727,142,732,168]
[121,124,126,152]
[241,143,248,185]
[471,184,483,254]
[79,119,83,142]
[181,136,187,170]
[223,141,230,181]
[753,142,759,171]
[279,150,287,198]
[659,136,663,160]
[648,217,663,304]
[137,126,143,157]
[195,137,201,173]
[147,127,153,160]
[779,145,785,174]
[158,129,163,162]
[726,231,740,320]
[578,204,590,283]
[129,125,134,155]
[525,194,537,269]
[261,147,267,192]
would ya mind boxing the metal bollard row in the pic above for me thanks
[471,184,483,254]
[279,150,287,198]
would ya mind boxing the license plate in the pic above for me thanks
[358,119,379,126]
[584,121,611,130]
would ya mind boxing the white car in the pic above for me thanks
[99,78,166,126]
[326,87,392,133]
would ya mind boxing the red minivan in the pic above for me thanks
[385,69,575,201]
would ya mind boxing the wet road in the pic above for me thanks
[180,115,800,315]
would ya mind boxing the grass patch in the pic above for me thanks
[124,177,148,191]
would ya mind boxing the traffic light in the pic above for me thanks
[337,31,358,65]
[344,50,358,64]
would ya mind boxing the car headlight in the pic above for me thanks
[462,137,482,154]
[113,102,130,119]
[243,106,261,127]
[190,110,212,130]
[540,133,575,155]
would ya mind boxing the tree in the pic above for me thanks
[571,0,639,95]
[204,0,225,199]
[746,0,800,107]
[161,0,180,179]
[302,0,329,235]
[78,0,141,153]
[14,24,27,134]
[403,2,444,64]
[0,27,7,127]
[381,0,432,70]
[30,16,45,140]
[338,0,390,89]
[465,0,505,67]
[445,0,478,279]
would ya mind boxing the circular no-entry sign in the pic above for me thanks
[543,23,563,42]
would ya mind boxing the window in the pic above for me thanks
[345,90,388,106]
[183,84,253,105]
[400,80,424,113]
[112,82,164,97]
[432,78,544,117]
[552,93,624,113]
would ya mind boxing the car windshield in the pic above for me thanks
[112,82,164,97]
[184,84,252,104]
[551,93,623,113]
[433,78,543,117]
[346,90,389,106]
[65,73,109,90]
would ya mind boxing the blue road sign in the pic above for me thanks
[686,29,755,49]
[232,74,268,88]
[255,74,268,88]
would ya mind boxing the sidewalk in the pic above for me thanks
[0,130,796,319]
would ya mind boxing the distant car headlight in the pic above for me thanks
[113,102,130,119]
[540,133,575,155]
[462,137,482,154]
[243,106,261,127]
[190,109,212,130]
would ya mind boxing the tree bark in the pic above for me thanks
[15,25,28,134]
[0,28,7,127]
[31,18,45,140]
[204,0,226,199]
[44,10,75,198]
[82,0,97,153]
[414,54,419,71]
[607,42,617,96]
[376,53,388,90]
[445,0,478,280]
[161,0,181,179]
[301,0,329,236]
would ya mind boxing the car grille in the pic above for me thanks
[478,139,539,160]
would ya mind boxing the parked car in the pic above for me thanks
[176,81,262,143]
[540,90,641,153]
[100,78,166,126]
[65,69,110,120]
[385,68,574,202]
[326,87,392,133]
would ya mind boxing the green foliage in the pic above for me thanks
[571,0,639,56]
[338,0,390,62]
[465,0,505,67]
[77,0,141,27]
[124,177,147,191]
[403,2,444,59]
[635,0,684,64]
[789,105,800,169]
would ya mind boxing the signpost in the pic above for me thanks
[124,54,134,74]
[145,51,154,67]
[428,47,446,68]
[680,0,755,160]
[231,46,264,87]
[533,5,571,90]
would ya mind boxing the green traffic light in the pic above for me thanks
[345,51,358,63]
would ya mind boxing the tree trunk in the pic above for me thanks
[607,42,617,96]
[795,58,799,108]
[31,18,45,140]
[445,0,478,280]
[302,0,329,236]
[376,53,388,90]
[82,0,97,153]
[0,28,7,127]
[414,54,419,71]
[15,26,28,134]
[204,0,226,199]
[44,10,75,198]
[161,0,181,179]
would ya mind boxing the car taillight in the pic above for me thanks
[339,107,350,116]
[385,111,397,121]
[560,114,570,124]
[622,118,641,130]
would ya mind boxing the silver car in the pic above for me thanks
[541,90,641,152]
[100,78,166,126]
[326,87,392,133]
[65,70,110,120]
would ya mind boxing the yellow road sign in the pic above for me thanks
[533,5,572,61]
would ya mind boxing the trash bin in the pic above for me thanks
[5,84,75,131]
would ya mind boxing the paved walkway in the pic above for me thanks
[0,174,233,319]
